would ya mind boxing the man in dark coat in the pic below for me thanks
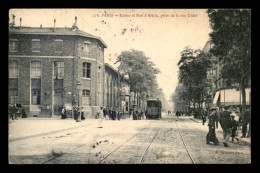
[220,106,232,147]
[241,108,251,138]
[206,108,219,145]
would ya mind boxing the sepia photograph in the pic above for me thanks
[8,8,251,164]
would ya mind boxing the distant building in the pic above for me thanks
[203,40,251,108]
[8,16,107,118]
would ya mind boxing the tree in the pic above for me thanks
[177,47,211,116]
[207,9,251,119]
[116,49,160,109]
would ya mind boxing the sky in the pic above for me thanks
[9,9,212,101]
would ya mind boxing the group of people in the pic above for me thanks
[101,107,122,120]
[8,103,27,120]
[206,106,251,147]
[175,110,184,118]
[96,107,123,128]
[133,109,144,120]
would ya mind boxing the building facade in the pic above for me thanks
[8,17,107,118]
[203,40,251,108]
[104,63,130,117]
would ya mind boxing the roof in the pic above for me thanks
[105,63,118,74]
[9,26,107,48]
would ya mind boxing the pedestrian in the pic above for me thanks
[141,109,144,119]
[230,114,239,143]
[13,104,18,120]
[176,110,179,118]
[9,104,15,120]
[220,106,232,147]
[117,109,121,120]
[202,109,207,125]
[138,108,142,120]
[206,108,220,145]
[103,107,107,119]
[241,108,250,138]
[133,109,137,120]
[61,106,67,119]
[74,107,79,120]
[97,106,104,128]
[112,108,116,120]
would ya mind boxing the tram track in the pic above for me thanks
[41,120,156,164]
[174,118,196,164]
[98,121,159,164]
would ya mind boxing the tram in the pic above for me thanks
[146,99,162,119]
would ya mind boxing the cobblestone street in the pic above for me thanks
[8,114,251,164]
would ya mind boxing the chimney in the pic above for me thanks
[20,17,22,28]
[40,24,42,28]
[72,16,78,31]
[12,14,16,26]
[54,18,56,31]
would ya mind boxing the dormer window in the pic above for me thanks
[32,39,40,52]
[9,39,18,52]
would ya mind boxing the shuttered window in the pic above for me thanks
[9,61,19,77]
[9,39,18,52]
[55,40,63,52]
[31,61,41,77]
[54,61,64,79]
[32,39,40,52]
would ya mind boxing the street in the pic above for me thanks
[8,114,251,164]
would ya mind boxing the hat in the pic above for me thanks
[224,106,229,110]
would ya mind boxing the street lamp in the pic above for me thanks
[76,81,82,122]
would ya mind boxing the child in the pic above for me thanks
[231,114,239,143]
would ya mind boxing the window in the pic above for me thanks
[84,42,90,53]
[55,40,63,52]
[83,62,91,78]
[9,91,18,105]
[98,46,102,58]
[32,39,40,52]
[31,61,41,77]
[126,101,128,111]
[9,61,19,78]
[9,39,18,52]
[54,62,64,79]
[82,89,90,105]
[98,71,101,82]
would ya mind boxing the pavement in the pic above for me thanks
[8,116,131,142]
[8,115,251,146]
[188,116,251,146]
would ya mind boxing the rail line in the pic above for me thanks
[98,121,158,164]
[174,118,196,164]
[41,120,156,164]
[138,128,160,164]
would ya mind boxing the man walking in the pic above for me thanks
[220,106,232,147]
[206,108,220,145]
[241,108,250,138]
[97,107,104,128]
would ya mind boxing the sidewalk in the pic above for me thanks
[8,117,96,142]
[8,117,132,142]
[189,117,251,146]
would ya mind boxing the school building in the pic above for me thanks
[8,16,107,118]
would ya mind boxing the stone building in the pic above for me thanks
[8,16,107,118]
[203,40,251,108]
[104,63,130,117]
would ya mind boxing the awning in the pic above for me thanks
[213,91,220,104]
